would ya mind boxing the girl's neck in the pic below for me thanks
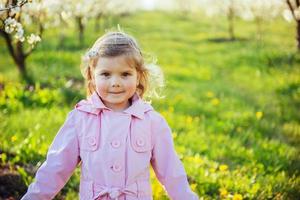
[103,97,133,112]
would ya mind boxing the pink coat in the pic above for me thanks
[21,92,199,200]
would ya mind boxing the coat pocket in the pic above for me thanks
[80,135,99,151]
[130,131,151,153]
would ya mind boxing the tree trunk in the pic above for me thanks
[58,33,66,49]
[297,20,300,51]
[76,16,85,47]
[15,41,33,84]
[39,23,44,39]
[95,13,102,32]
[255,17,263,42]
[227,7,235,41]
[0,30,33,84]
[16,53,31,84]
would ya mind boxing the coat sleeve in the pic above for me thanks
[150,115,199,200]
[21,110,81,200]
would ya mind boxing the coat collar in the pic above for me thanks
[75,91,153,119]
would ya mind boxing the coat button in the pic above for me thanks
[111,140,121,148]
[88,137,96,146]
[136,138,145,147]
[112,164,122,172]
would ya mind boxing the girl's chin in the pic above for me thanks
[104,98,129,106]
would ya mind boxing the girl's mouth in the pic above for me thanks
[109,91,124,94]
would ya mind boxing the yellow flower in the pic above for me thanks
[219,164,228,171]
[172,132,177,139]
[161,111,168,118]
[190,183,197,192]
[219,188,228,198]
[193,154,203,165]
[206,91,214,98]
[168,106,174,113]
[0,74,4,83]
[211,98,220,106]
[256,111,263,120]
[209,167,216,173]
[186,116,193,124]
[11,135,17,142]
[233,193,243,200]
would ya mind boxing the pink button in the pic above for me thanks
[88,137,96,146]
[136,138,145,147]
[112,164,122,172]
[111,140,121,148]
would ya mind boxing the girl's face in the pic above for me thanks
[92,55,139,111]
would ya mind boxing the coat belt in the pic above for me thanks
[94,182,138,200]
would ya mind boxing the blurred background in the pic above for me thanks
[0,0,300,199]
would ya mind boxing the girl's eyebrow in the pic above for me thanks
[96,69,110,73]
[96,68,134,73]
[122,69,134,73]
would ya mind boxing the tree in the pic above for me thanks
[93,0,109,32]
[199,0,244,41]
[241,0,284,41]
[175,0,196,18]
[64,0,95,46]
[0,0,42,84]
[285,0,300,50]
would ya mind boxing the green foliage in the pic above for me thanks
[0,11,299,200]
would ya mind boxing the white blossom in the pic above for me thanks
[4,17,18,33]
[4,17,26,42]
[27,33,41,46]
[241,0,285,21]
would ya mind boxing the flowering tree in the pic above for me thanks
[241,0,285,41]
[52,0,102,47]
[0,0,42,83]
[285,0,300,50]
[199,0,244,40]
[92,0,138,31]
[175,0,196,17]
[92,0,109,31]
[44,0,121,46]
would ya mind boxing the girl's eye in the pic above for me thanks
[122,72,131,77]
[100,72,110,76]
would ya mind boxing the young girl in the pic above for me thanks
[21,31,199,200]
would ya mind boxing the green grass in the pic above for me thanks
[0,11,299,199]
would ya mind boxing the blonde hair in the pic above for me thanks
[80,31,164,100]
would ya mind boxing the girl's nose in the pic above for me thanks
[111,76,121,87]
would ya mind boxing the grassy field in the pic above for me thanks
[0,11,300,199]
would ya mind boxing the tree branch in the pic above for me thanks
[24,21,43,58]
[0,0,30,12]
[287,0,298,21]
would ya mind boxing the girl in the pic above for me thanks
[21,31,199,200]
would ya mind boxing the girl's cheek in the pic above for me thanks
[95,80,107,91]
[95,78,107,85]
